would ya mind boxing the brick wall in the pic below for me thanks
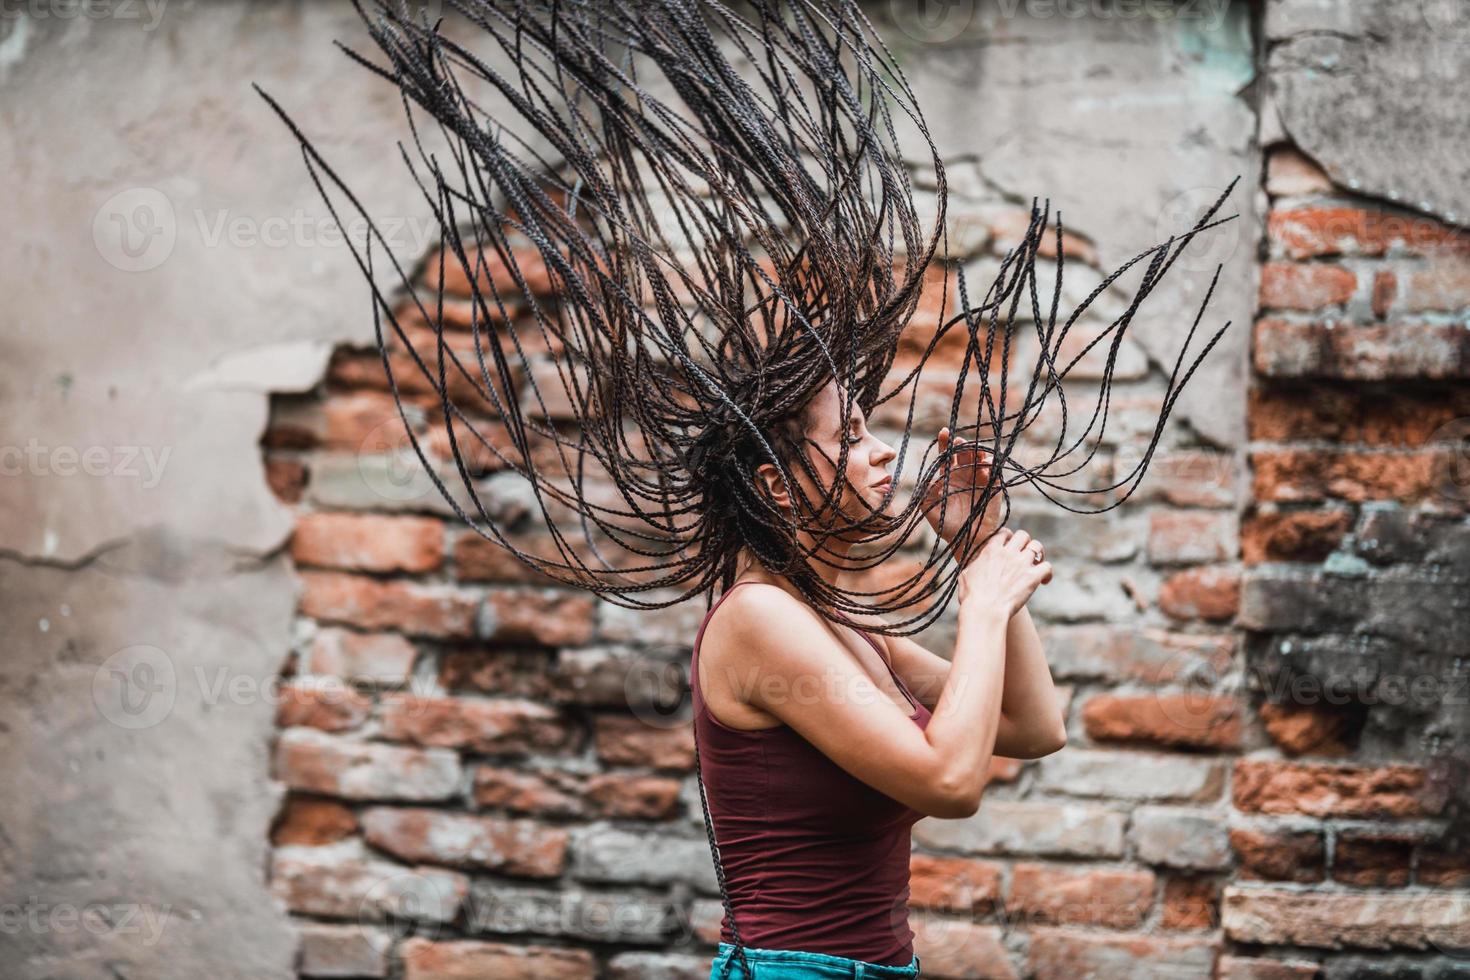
[259,147,1469,979]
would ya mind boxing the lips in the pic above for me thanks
[872,477,893,490]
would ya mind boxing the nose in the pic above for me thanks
[872,436,897,469]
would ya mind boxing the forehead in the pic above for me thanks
[806,380,863,429]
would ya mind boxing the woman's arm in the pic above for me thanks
[867,606,1067,759]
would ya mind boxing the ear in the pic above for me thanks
[754,460,792,510]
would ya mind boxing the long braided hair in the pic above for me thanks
[256,1,1238,972]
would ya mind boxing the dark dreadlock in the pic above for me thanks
[255,1,1239,974]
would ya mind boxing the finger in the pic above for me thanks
[1009,528,1032,550]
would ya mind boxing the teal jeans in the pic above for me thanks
[709,941,921,979]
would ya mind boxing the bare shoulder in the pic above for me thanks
[706,583,820,655]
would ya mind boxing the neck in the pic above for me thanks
[733,527,855,600]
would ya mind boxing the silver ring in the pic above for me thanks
[1030,546,1044,564]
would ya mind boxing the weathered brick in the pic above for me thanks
[1334,833,1415,887]
[569,825,717,893]
[1233,759,1446,819]
[581,772,683,819]
[1372,269,1397,318]
[606,952,711,980]
[320,388,411,451]
[454,530,561,584]
[361,806,567,877]
[1038,624,1236,685]
[593,715,695,770]
[298,571,479,638]
[271,842,467,922]
[305,627,418,684]
[913,801,1127,859]
[1158,566,1240,622]
[1081,692,1241,750]
[1006,863,1154,929]
[908,854,1003,913]
[1161,876,1218,931]
[1027,929,1217,979]
[1259,263,1356,310]
[275,678,372,732]
[1265,146,1334,198]
[551,645,686,708]
[1144,451,1239,508]
[399,937,594,980]
[479,588,597,646]
[1221,886,1470,950]
[473,766,585,817]
[292,512,445,573]
[379,694,576,755]
[1253,319,1470,380]
[271,795,358,847]
[1218,954,1321,979]
[297,921,391,978]
[1258,701,1356,757]
[1129,807,1231,871]
[1251,449,1448,506]
[439,646,556,698]
[1229,827,1325,882]
[1400,252,1470,313]
[1036,748,1223,802]
[463,882,680,944]
[423,244,559,300]
[1147,510,1238,565]
[1418,842,1470,887]
[689,898,724,945]
[1267,206,1468,260]
[274,728,461,802]
[1241,506,1354,564]
[909,916,1016,980]
[266,457,308,503]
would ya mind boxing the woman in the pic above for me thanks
[693,379,1067,980]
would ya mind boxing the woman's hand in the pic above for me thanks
[958,527,1052,619]
[921,427,1003,547]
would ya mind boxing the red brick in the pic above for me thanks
[582,772,684,819]
[1248,385,1470,445]
[1268,206,1469,259]
[1241,507,1353,564]
[1257,701,1355,757]
[271,847,467,922]
[1222,885,1470,950]
[423,244,559,300]
[1400,252,1470,312]
[1372,269,1397,318]
[1081,693,1240,750]
[1157,566,1240,622]
[1161,876,1218,931]
[908,854,1003,913]
[275,728,461,802]
[399,937,595,980]
[480,588,597,647]
[1218,955,1321,979]
[1251,449,1446,506]
[1144,451,1239,508]
[593,715,695,770]
[297,921,390,978]
[379,695,576,755]
[266,457,307,503]
[1027,929,1217,979]
[1334,833,1415,887]
[1147,510,1237,565]
[1233,759,1446,819]
[1007,863,1154,929]
[1258,262,1356,310]
[320,389,407,451]
[1253,318,1470,380]
[1229,827,1325,882]
[1264,147,1333,197]
[298,571,478,638]
[275,679,372,732]
[454,531,561,584]
[327,346,516,410]
[292,512,444,573]
[271,795,357,847]
[1418,842,1470,887]
[909,916,1017,980]
[361,806,568,878]
[439,647,555,698]
[306,627,418,684]
[473,766,585,817]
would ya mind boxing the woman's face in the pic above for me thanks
[779,379,900,523]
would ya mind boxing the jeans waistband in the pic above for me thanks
[714,941,921,978]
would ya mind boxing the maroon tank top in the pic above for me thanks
[690,580,933,966]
